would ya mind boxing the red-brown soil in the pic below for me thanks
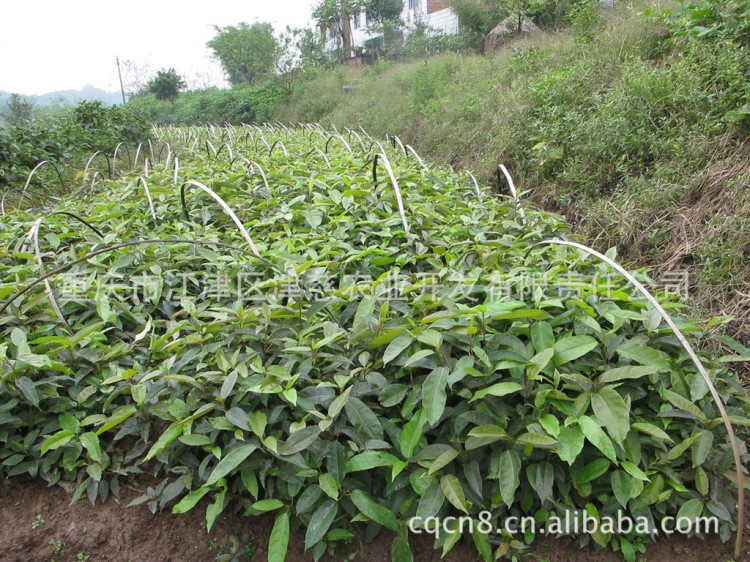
[0,478,747,562]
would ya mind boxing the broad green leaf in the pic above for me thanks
[15,377,40,408]
[530,321,554,354]
[440,474,469,514]
[59,413,80,432]
[96,290,114,323]
[527,348,554,379]
[404,349,434,367]
[400,409,426,459]
[422,367,449,425]
[516,433,557,447]
[691,430,714,467]
[131,384,146,406]
[96,405,137,435]
[554,335,598,365]
[591,386,630,445]
[426,448,459,476]
[344,397,383,442]
[530,461,555,503]
[346,451,400,472]
[441,520,462,557]
[17,352,52,369]
[10,328,26,347]
[304,499,338,550]
[466,425,509,450]
[664,390,707,423]
[383,334,413,365]
[471,382,523,402]
[206,490,226,532]
[248,411,267,438]
[225,407,251,431]
[220,371,238,401]
[144,421,185,461]
[252,499,284,512]
[205,443,257,486]
[695,466,709,496]
[636,474,665,507]
[631,422,672,442]
[621,461,649,481]
[172,486,210,514]
[328,441,347,482]
[539,414,560,438]
[579,416,617,463]
[278,426,321,456]
[328,386,352,419]
[616,341,670,371]
[599,365,658,383]
[472,526,493,562]
[668,432,701,461]
[268,511,290,562]
[379,384,408,407]
[576,459,610,484]
[318,473,339,500]
[353,295,377,330]
[556,425,585,465]
[350,489,399,531]
[41,430,76,454]
[79,432,102,462]
[416,329,443,349]
[498,449,521,508]
[676,498,704,521]
[241,469,259,498]
[611,471,634,507]
[416,480,445,519]
[391,536,413,562]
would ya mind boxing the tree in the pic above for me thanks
[146,68,186,105]
[207,22,279,86]
[365,0,404,23]
[313,0,365,55]
[5,94,34,125]
[448,0,504,37]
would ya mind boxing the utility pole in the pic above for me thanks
[116,56,126,104]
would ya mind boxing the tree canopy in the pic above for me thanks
[207,22,279,86]
[146,68,186,105]
[365,0,404,23]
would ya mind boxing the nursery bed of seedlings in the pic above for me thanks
[0,124,748,561]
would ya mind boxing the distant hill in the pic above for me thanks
[0,86,122,113]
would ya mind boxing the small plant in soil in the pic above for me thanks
[0,125,748,562]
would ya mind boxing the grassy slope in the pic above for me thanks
[279,1,750,348]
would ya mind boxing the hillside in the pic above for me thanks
[0,86,122,112]
[279,0,750,352]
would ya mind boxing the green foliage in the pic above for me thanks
[567,0,602,43]
[0,101,148,189]
[447,0,506,50]
[1,125,748,561]
[146,68,187,105]
[207,22,280,86]
[313,0,366,29]
[127,83,285,126]
[366,0,404,22]
[3,94,35,125]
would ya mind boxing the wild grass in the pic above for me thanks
[280,0,750,355]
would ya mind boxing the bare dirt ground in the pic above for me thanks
[1,478,747,562]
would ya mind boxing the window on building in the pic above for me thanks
[353,13,361,29]
[409,0,420,9]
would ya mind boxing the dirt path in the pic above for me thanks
[0,479,745,562]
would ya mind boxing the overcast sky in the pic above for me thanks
[1,1,317,95]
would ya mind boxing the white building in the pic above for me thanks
[322,0,459,55]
